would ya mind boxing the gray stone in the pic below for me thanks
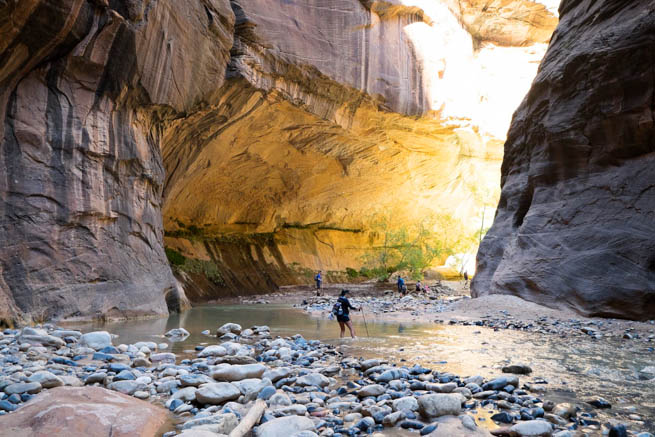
[212,364,267,382]
[80,331,112,350]
[418,393,463,419]
[4,382,42,395]
[255,416,315,437]
[195,382,241,405]
[27,371,63,388]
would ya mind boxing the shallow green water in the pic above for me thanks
[72,304,655,433]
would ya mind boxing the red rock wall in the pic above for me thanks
[472,0,655,320]
[0,0,234,322]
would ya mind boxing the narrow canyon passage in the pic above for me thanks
[0,0,654,437]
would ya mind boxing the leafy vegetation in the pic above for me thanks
[164,247,224,286]
[359,211,478,281]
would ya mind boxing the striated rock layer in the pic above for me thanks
[0,0,235,323]
[1,0,557,321]
[160,0,557,301]
[472,0,655,320]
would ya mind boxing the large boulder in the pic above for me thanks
[0,386,169,436]
[472,0,655,320]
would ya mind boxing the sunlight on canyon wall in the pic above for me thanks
[160,0,560,290]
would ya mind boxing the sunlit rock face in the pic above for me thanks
[0,0,234,323]
[0,0,558,321]
[161,0,558,296]
[472,0,655,320]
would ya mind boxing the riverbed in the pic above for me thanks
[72,303,655,434]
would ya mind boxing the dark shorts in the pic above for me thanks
[336,314,350,323]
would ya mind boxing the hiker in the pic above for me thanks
[396,276,405,294]
[333,289,359,338]
[415,280,422,292]
[315,270,322,296]
[463,271,469,287]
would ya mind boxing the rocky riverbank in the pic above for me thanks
[0,321,653,437]
[248,282,655,343]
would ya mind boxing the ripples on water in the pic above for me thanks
[73,304,654,433]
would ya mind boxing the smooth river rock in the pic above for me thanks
[195,382,241,405]
[418,393,464,419]
[255,416,316,437]
[0,386,169,436]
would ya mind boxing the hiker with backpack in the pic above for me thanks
[315,270,322,296]
[332,289,360,338]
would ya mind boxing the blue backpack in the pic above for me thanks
[331,300,344,317]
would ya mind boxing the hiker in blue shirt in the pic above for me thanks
[397,276,405,294]
[335,289,359,338]
[315,270,322,296]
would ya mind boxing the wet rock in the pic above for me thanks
[195,382,241,404]
[150,353,176,364]
[217,323,242,336]
[483,376,519,391]
[418,393,463,419]
[502,364,532,375]
[492,412,514,424]
[255,415,315,437]
[164,328,190,339]
[586,397,611,409]
[382,411,404,426]
[552,403,577,419]
[609,424,628,437]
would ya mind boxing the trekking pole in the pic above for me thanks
[361,307,370,338]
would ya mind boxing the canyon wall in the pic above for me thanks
[472,0,655,320]
[161,0,558,297]
[0,0,235,323]
[0,0,557,322]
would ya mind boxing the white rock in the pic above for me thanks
[80,331,112,350]
[255,416,315,437]
[510,420,553,437]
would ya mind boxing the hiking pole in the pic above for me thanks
[361,307,370,338]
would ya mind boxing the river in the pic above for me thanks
[72,304,655,434]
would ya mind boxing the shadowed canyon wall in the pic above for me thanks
[472,0,655,320]
[0,0,235,323]
[0,0,558,323]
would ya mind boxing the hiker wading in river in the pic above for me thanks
[332,289,360,338]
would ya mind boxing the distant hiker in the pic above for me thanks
[332,289,359,338]
[463,271,469,287]
[396,276,405,294]
[415,280,422,292]
[315,270,322,296]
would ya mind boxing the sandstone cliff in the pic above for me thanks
[472,0,655,320]
[0,0,234,323]
[161,0,557,299]
[1,0,557,323]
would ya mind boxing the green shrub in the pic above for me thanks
[165,248,186,266]
[346,267,359,279]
